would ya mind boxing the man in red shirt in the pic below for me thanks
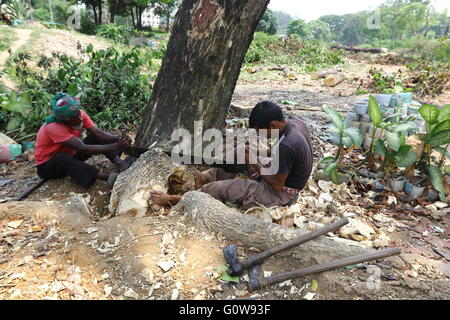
[35,93,131,189]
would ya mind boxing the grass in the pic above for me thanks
[0,25,17,51]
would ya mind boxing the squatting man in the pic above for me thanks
[151,101,314,210]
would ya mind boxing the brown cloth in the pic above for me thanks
[200,168,295,210]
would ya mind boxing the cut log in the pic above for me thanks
[324,73,345,87]
[176,191,374,265]
[109,150,176,217]
[311,68,341,80]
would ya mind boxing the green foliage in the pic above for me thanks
[0,25,16,51]
[287,19,312,39]
[3,44,153,136]
[244,33,344,72]
[2,0,31,20]
[320,106,363,184]
[256,8,278,35]
[429,165,446,201]
[96,24,132,44]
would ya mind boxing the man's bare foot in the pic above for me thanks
[191,167,209,189]
[150,191,182,206]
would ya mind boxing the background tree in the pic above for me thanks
[256,8,278,35]
[309,20,331,42]
[273,10,293,35]
[154,0,180,31]
[287,19,312,39]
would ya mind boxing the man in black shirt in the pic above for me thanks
[150,101,313,209]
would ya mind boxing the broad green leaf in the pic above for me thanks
[429,166,446,201]
[427,130,450,147]
[217,265,240,283]
[67,83,79,96]
[445,165,450,174]
[392,122,417,133]
[375,139,386,156]
[342,136,353,148]
[320,157,336,164]
[395,151,418,167]
[397,144,412,155]
[385,131,401,151]
[368,96,382,126]
[86,43,94,53]
[324,161,338,175]
[344,127,363,147]
[437,104,450,122]
[311,280,319,292]
[431,119,450,136]
[324,106,344,131]
[6,117,20,131]
[419,104,440,125]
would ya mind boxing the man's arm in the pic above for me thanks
[86,126,121,144]
[250,164,288,191]
[63,136,127,154]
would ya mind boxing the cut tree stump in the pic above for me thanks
[109,150,175,217]
[324,73,345,87]
[176,191,374,265]
[311,68,341,80]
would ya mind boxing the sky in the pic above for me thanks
[268,0,450,21]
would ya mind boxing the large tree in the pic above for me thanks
[135,0,269,148]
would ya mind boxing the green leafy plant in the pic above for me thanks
[414,104,450,200]
[366,95,418,174]
[3,44,153,137]
[321,106,363,184]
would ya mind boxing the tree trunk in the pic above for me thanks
[130,7,136,29]
[135,0,269,148]
[176,191,374,265]
[99,1,103,24]
[93,5,98,24]
[109,150,176,217]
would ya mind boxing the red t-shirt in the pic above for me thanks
[35,110,95,165]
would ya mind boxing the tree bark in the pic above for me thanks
[99,1,103,24]
[175,191,374,265]
[130,7,136,29]
[109,150,176,217]
[135,0,270,148]
[93,5,98,24]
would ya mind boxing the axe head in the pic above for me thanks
[223,244,243,277]
[248,265,261,292]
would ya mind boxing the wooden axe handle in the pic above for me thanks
[241,218,349,271]
[256,247,401,291]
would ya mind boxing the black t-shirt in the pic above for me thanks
[275,116,313,190]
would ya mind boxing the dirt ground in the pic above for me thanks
[0,27,449,300]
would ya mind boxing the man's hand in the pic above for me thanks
[116,137,131,150]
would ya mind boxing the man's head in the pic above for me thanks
[45,93,81,126]
[249,101,286,138]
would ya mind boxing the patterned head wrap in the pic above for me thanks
[45,92,81,124]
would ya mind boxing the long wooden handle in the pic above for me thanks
[259,247,401,289]
[17,179,46,201]
[242,218,349,270]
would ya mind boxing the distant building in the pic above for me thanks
[141,7,160,28]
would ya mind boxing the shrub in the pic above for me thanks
[2,44,153,137]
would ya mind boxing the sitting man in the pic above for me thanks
[151,101,313,210]
[34,92,131,189]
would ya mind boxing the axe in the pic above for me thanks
[247,247,401,292]
[224,218,350,277]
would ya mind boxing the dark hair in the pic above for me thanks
[249,101,285,129]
